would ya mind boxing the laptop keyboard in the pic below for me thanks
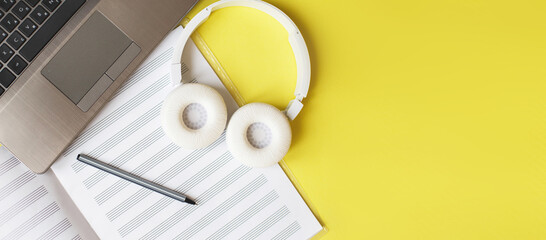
[0,0,85,97]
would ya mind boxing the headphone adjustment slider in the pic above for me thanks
[285,99,304,120]
[171,63,182,86]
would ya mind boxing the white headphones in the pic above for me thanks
[161,0,311,168]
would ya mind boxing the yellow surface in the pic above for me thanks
[185,0,546,239]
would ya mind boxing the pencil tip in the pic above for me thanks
[185,198,196,205]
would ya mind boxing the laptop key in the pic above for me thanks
[42,0,62,12]
[0,29,6,42]
[25,0,41,7]
[1,13,20,32]
[7,55,27,75]
[12,1,31,20]
[0,44,14,63]
[0,0,15,12]
[0,10,4,19]
[19,18,38,37]
[7,31,25,50]
[21,0,85,62]
[0,86,4,96]
[0,68,15,88]
[29,5,49,24]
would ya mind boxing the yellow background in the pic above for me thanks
[185,0,546,239]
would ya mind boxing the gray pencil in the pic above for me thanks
[77,154,196,205]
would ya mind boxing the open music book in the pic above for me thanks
[0,28,322,239]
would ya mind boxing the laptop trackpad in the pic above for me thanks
[42,12,140,112]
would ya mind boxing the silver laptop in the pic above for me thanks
[0,0,198,173]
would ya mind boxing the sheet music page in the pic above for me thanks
[51,27,322,239]
[0,147,98,240]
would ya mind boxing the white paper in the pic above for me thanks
[0,147,98,240]
[51,28,322,239]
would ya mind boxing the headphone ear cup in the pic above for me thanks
[161,83,227,149]
[226,103,292,168]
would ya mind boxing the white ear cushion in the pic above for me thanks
[161,83,227,149]
[226,103,292,168]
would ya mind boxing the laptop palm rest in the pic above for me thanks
[42,12,140,112]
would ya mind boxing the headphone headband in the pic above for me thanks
[171,0,311,120]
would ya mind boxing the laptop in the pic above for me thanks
[0,0,198,173]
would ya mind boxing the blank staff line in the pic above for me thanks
[174,176,269,240]
[178,152,232,193]
[207,191,279,240]
[70,235,82,240]
[105,186,147,220]
[118,197,173,237]
[37,218,72,240]
[95,180,130,206]
[2,202,60,240]
[131,144,177,177]
[239,206,291,240]
[112,48,173,99]
[271,221,302,240]
[0,185,48,227]
[102,134,224,210]
[117,152,233,236]
[0,157,19,176]
[83,127,164,189]
[0,171,36,201]
[107,151,230,221]
[138,166,251,240]
[71,101,164,173]
[66,75,169,159]
[181,62,190,76]
[155,134,225,184]
[95,142,179,206]
[138,169,258,240]
[87,103,162,158]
